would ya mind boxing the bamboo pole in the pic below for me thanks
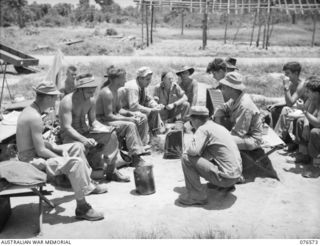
[262,12,267,49]
[298,0,304,14]
[202,0,208,49]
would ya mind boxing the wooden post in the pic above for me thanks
[311,14,317,47]
[145,3,149,47]
[265,0,271,50]
[224,13,229,44]
[181,9,184,35]
[141,1,144,47]
[256,0,262,47]
[151,4,154,44]
[202,1,208,49]
[262,13,267,49]
[250,10,257,46]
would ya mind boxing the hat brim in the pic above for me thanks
[225,62,238,70]
[219,79,245,91]
[76,80,100,88]
[32,87,61,95]
[176,68,195,76]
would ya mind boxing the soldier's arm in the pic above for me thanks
[59,98,88,143]
[30,115,60,159]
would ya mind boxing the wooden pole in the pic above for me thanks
[250,10,257,46]
[262,12,267,49]
[151,4,154,44]
[145,3,149,47]
[181,9,184,35]
[311,14,317,47]
[256,1,262,47]
[141,1,144,47]
[224,13,229,44]
[202,0,208,49]
[265,0,271,50]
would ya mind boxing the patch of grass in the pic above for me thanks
[135,228,171,239]
[189,228,232,239]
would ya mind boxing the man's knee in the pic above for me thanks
[181,154,197,167]
[310,128,320,140]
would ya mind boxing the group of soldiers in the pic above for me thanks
[15,58,320,220]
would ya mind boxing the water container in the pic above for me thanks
[133,165,155,195]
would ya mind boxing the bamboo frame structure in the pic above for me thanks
[135,0,320,49]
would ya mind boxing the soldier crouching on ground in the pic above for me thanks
[178,106,243,206]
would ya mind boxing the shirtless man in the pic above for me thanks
[16,82,107,221]
[96,65,149,167]
[272,62,306,147]
[59,73,130,182]
[60,65,77,96]
[176,66,198,107]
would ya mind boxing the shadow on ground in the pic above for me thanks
[173,186,237,210]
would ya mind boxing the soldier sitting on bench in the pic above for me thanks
[16,82,107,221]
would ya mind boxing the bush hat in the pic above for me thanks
[76,74,100,88]
[33,82,61,95]
[219,71,245,91]
[176,66,195,76]
[136,66,153,78]
[188,106,209,117]
[225,57,237,67]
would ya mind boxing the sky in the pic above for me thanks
[27,0,135,8]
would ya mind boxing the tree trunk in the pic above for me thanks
[256,14,262,47]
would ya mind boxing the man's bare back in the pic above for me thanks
[16,105,43,154]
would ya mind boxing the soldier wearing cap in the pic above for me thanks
[16,82,107,221]
[153,71,190,122]
[59,73,130,182]
[206,57,237,86]
[176,66,198,107]
[120,66,165,137]
[96,65,149,167]
[179,106,242,206]
[214,72,263,151]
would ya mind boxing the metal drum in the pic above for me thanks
[133,165,155,195]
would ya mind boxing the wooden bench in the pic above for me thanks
[0,182,54,235]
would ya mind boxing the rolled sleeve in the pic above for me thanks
[231,109,253,137]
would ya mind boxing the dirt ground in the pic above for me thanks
[1,146,320,239]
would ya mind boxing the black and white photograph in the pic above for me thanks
[0,0,319,242]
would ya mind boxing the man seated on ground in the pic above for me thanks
[295,76,320,178]
[176,66,198,107]
[153,71,190,123]
[96,65,149,167]
[120,66,165,137]
[16,82,107,221]
[214,72,263,151]
[271,62,306,148]
[178,106,242,206]
[60,65,77,96]
[206,57,238,87]
[59,73,130,182]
